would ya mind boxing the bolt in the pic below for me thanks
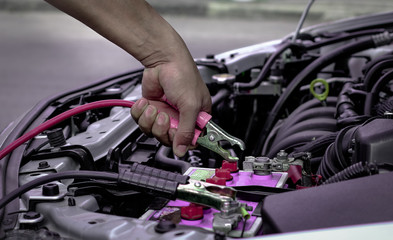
[194,182,202,188]
[209,135,215,141]
[42,183,59,196]
[255,157,270,163]
[38,161,50,169]
[244,156,255,162]
[221,201,231,210]
[276,150,288,161]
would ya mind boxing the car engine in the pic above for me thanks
[1,12,393,240]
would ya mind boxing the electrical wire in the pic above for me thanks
[0,100,135,161]
[241,218,247,238]
[0,171,118,210]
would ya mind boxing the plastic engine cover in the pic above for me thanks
[262,172,393,233]
[353,118,393,164]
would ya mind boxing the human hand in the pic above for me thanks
[46,0,213,157]
[131,54,211,157]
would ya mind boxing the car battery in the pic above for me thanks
[140,163,288,237]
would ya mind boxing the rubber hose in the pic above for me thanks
[254,36,379,156]
[264,97,336,154]
[306,29,386,50]
[317,143,339,178]
[361,52,393,77]
[234,41,295,90]
[376,97,393,116]
[323,162,377,185]
[273,107,336,143]
[273,118,337,145]
[317,126,358,179]
[292,132,338,157]
[155,146,191,174]
[364,69,393,115]
[336,81,359,120]
[267,130,332,158]
[363,59,393,92]
[283,97,337,118]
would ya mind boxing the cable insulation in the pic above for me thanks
[0,100,134,160]
[0,171,118,210]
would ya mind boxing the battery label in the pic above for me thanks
[189,169,215,181]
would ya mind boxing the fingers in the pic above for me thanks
[173,102,199,157]
[131,98,171,146]
[136,57,212,157]
[131,97,197,156]
[138,105,157,135]
[131,98,148,124]
[152,112,171,145]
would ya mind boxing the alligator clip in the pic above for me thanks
[176,180,238,211]
[176,180,252,234]
[160,96,245,162]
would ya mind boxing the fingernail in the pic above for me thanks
[157,113,167,125]
[176,145,188,157]
[145,105,155,116]
[138,98,147,108]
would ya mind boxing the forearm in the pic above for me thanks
[46,0,211,157]
[45,0,187,67]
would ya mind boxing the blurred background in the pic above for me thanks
[0,0,392,131]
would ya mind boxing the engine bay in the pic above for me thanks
[1,12,393,239]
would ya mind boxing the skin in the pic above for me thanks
[45,0,212,157]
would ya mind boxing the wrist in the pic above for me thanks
[138,29,190,68]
